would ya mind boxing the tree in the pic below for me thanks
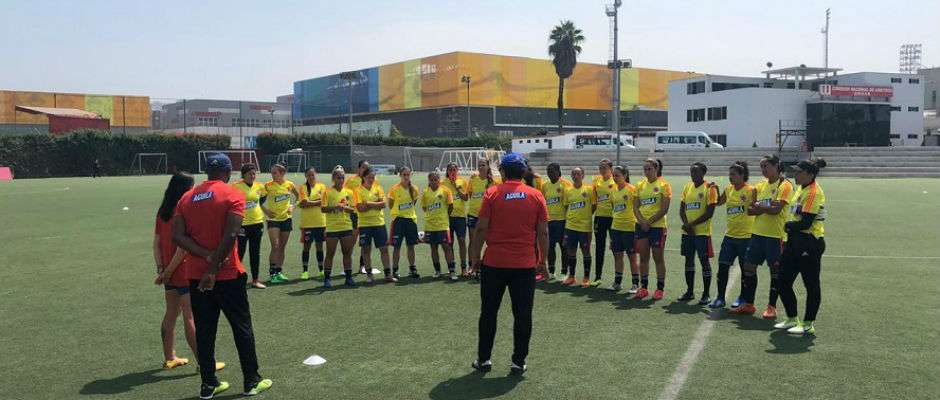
[548,20,584,136]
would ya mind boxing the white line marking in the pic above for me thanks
[658,268,740,400]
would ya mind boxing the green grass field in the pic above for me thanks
[1,173,938,400]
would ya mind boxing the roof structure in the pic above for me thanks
[13,106,102,119]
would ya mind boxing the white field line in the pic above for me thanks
[657,267,741,400]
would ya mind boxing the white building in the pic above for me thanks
[668,66,925,147]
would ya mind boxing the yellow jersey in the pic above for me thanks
[541,178,573,221]
[723,183,755,239]
[751,178,794,239]
[263,180,297,222]
[353,183,386,228]
[593,176,617,217]
[388,183,419,220]
[790,182,826,238]
[323,187,355,233]
[441,176,469,218]
[298,181,327,229]
[526,175,544,190]
[344,175,363,191]
[467,173,500,217]
[635,177,672,228]
[681,181,719,236]
[611,183,637,232]
[421,186,453,232]
[232,180,266,226]
[564,184,595,233]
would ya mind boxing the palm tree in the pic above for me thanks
[548,20,584,135]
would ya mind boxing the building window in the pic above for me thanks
[526,139,531,143]
[909,106,919,112]
[889,134,901,139]
[889,106,901,112]
[891,77,903,83]
[707,106,727,121]
[786,82,796,89]
[687,108,705,122]
[909,78,920,84]
[711,82,758,92]
[686,81,706,94]
[908,134,919,139]
[932,90,937,108]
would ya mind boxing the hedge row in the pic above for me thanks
[0,130,231,178]
[255,133,511,156]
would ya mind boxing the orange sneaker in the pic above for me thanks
[634,288,649,299]
[163,357,189,370]
[762,305,777,319]
[729,303,757,315]
[581,278,591,288]
[561,276,577,285]
[653,289,664,300]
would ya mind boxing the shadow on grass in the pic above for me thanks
[80,368,195,396]
[662,301,709,315]
[428,370,524,400]
[725,314,776,331]
[766,330,816,354]
[614,296,656,310]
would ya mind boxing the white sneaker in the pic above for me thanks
[432,271,441,278]
[774,318,799,330]
[627,284,639,294]
[510,362,527,375]
[472,359,492,372]
[607,282,622,292]
[449,271,459,281]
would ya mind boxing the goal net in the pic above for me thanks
[439,149,505,176]
[276,149,309,173]
[198,150,259,173]
[130,153,167,175]
[404,147,491,173]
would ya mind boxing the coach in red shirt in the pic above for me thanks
[173,153,272,398]
[469,152,549,375]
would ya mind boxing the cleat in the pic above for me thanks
[634,288,649,299]
[449,271,459,281]
[199,381,230,399]
[277,272,290,281]
[215,362,225,371]
[590,279,603,287]
[729,303,757,315]
[432,271,442,279]
[509,362,527,375]
[774,318,800,330]
[409,270,421,279]
[607,282,622,292]
[360,266,368,274]
[163,357,189,370]
[535,272,546,282]
[580,279,591,288]
[708,298,726,309]
[653,289,664,300]
[385,275,398,283]
[627,284,639,294]
[250,280,266,289]
[300,271,310,280]
[322,278,332,289]
[731,297,743,308]
[472,359,493,373]
[698,296,711,306]
[393,272,402,280]
[345,276,357,287]
[787,321,815,335]
[561,276,577,286]
[243,378,273,396]
[678,291,695,301]
[762,305,777,320]
[317,270,325,278]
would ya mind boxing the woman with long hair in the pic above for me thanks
[233,164,267,289]
[467,159,499,251]
[710,161,756,308]
[263,164,299,283]
[591,158,616,287]
[354,167,391,284]
[388,166,421,280]
[422,171,457,280]
[322,166,358,288]
[607,165,640,293]
[298,167,328,280]
[442,162,470,276]
[632,158,671,300]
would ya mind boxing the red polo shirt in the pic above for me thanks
[155,216,188,287]
[479,180,548,269]
[175,180,246,281]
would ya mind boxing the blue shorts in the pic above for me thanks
[635,225,667,248]
[449,216,467,238]
[301,227,325,244]
[350,213,359,230]
[564,229,591,249]
[746,234,783,267]
[164,285,190,295]
[609,229,636,254]
[467,215,479,229]
[326,230,353,239]
[390,217,419,247]
[718,236,750,265]
[548,220,566,245]
[358,226,388,247]
[681,235,714,259]
[267,219,292,232]
[426,230,452,245]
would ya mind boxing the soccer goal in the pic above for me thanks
[438,149,506,176]
[276,149,309,173]
[403,147,488,173]
[197,150,259,173]
[130,153,168,175]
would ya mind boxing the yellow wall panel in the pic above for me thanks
[498,56,527,107]
[565,63,610,110]
[123,96,152,127]
[379,62,405,111]
[0,91,13,124]
[620,69,640,110]
[524,58,557,108]
[421,53,459,108]
[54,94,85,110]
[403,59,422,109]
[111,96,125,127]
[13,91,55,124]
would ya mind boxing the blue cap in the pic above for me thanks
[500,152,528,169]
[206,153,232,172]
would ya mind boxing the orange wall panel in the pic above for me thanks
[123,96,152,127]
[13,91,55,124]
[54,94,85,110]
[565,63,611,110]
[0,91,13,124]
[421,53,460,108]
[379,62,405,111]
[498,56,527,107]
[523,58,557,108]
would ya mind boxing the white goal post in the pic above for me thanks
[276,149,309,173]
[198,150,259,173]
[438,149,506,176]
[130,153,168,175]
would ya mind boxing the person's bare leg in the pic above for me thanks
[455,235,467,273]
[179,293,198,358]
[161,291,181,362]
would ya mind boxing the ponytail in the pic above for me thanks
[730,161,750,182]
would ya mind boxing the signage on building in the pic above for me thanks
[192,111,221,117]
[250,104,274,111]
[819,84,893,98]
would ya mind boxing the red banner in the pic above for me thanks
[819,84,893,98]
[192,111,221,117]
[249,104,273,111]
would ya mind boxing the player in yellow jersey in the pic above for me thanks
[442,163,471,276]
[354,167,390,284]
[710,161,756,309]
[233,164,268,289]
[776,159,827,335]
[467,159,499,249]
[321,166,358,288]
[633,158,672,300]
[263,164,300,283]
[731,154,794,317]
[298,167,328,280]
[388,166,421,279]
[344,160,369,274]
[560,167,596,287]
[678,162,719,305]
[591,159,617,287]
[540,163,572,280]
[607,165,640,293]
[422,171,457,280]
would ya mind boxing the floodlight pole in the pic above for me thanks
[340,71,360,169]
[461,75,472,137]
[607,0,623,166]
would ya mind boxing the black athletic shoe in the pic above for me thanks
[678,291,695,301]
[697,296,712,306]
[392,271,402,280]
[472,359,493,373]
[199,382,230,399]
[409,270,421,279]
[510,362,527,375]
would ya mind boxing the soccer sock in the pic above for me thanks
[316,251,324,271]
[684,270,695,294]
[631,274,640,286]
[716,263,730,299]
[768,264,780,307]
[409,265,418,274]
[302,251,310,272]
[566,255,577,276]
[269,264,277,276]
[447,262,456,273]
[614,272,623,285]
[582,256,592,278]
[641,275,649,289]
[359,255,365,269]
[344,268,353,278]
[560,247,568,275]
[548,246,556,274]
[742,271,758,304]
[324,270,332,280]
[657,279,665,291]
[701,261,712,297]
[433,262,442,273]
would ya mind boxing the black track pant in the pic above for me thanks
[237,223,264,280]
[777,232,825,321]
[477,266,535,366]
[593,216,613,280]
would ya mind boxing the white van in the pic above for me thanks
[654,131,724,151]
